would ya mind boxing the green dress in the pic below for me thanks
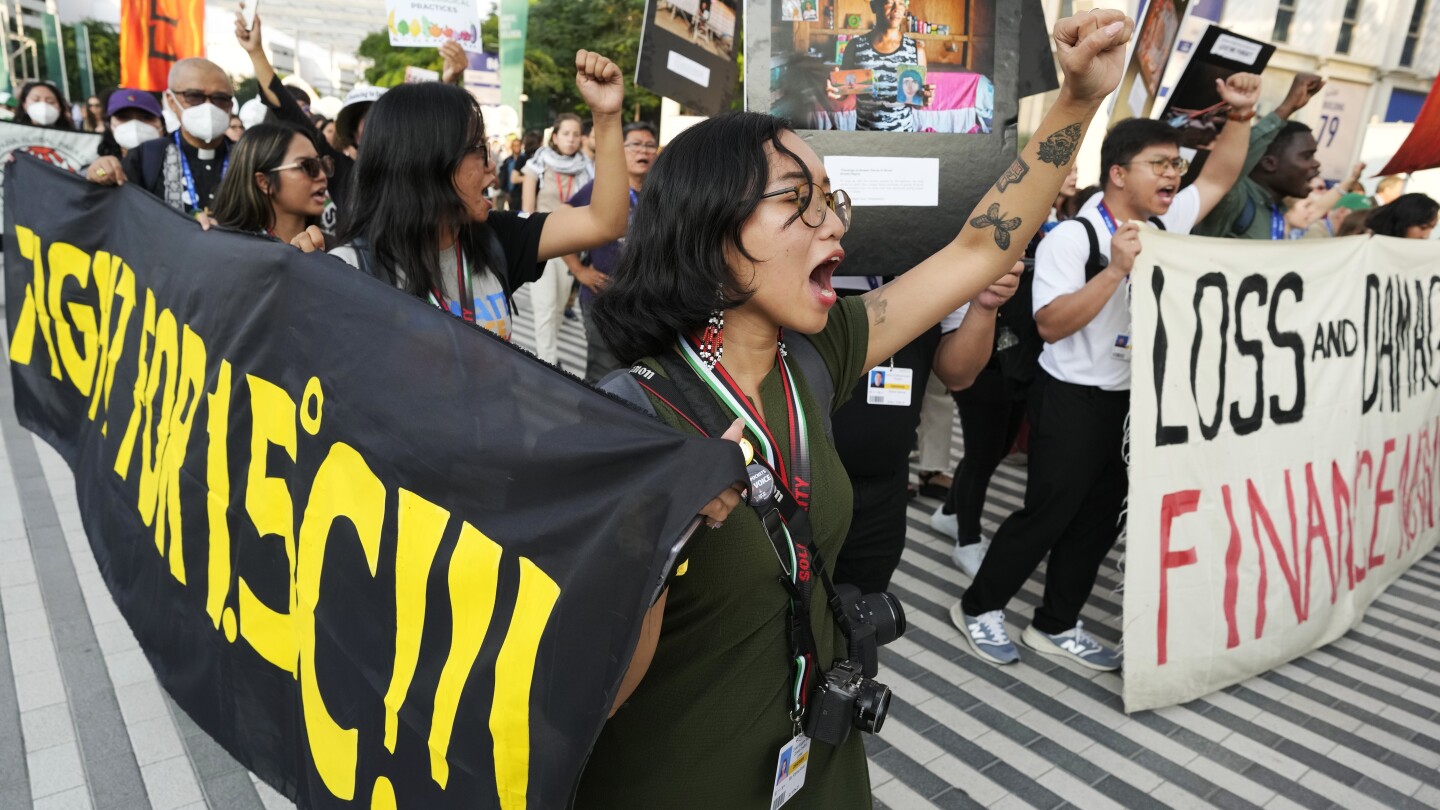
[575,296,873,808]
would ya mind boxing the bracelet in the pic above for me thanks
[1226,108,1257,123]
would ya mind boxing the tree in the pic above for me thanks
[61,20,120,99]
[523,0,662,124]
[357,31,447,86]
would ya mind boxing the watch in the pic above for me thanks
[1226,108,1257,123]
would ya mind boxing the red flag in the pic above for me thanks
[1378,74,1440,176]
[120,0,206,91]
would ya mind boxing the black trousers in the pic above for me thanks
[960,370,1127,635]
[831,321,940,595]
[943,367,1026,546]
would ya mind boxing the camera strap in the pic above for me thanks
[634,343,850,727]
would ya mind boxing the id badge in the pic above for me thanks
[866,366,914,407]
[1111,334,1132,362]
[770,734,811,810]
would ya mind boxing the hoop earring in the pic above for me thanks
[698,308,724,370]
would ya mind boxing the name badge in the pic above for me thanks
[1111,334,1132,362]
[770,734,811,809]
[866,366,914,407]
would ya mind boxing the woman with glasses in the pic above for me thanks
[331,52,630,344]
[578,11,1135,806]
[212,122,331,252]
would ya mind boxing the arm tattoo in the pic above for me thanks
[1036,123,1082,167]
[995,155,1029,192]
[864,289,889,324]
[969,203,1024,250]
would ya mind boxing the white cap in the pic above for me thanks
[239,97,268,129]
[336,86,386,147]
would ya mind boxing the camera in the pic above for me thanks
[804,660,893,746]
[803,587,906,747]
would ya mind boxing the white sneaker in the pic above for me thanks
[952,540,990,578]
[929,504,958,539]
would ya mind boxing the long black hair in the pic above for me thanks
[590,111,814,364]
[1367,193,1439,238]
[337,82,491,298]
[212,121,321,234]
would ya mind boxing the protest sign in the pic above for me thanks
[1124,228,1440,713]
[636,0,742,116]
[120,0,205,91]
[0,120,100,233]
[746,0,1018,277]
[1110,0,1188,122]
[1158,25,1274,137]
[387,0,482,53]
[4,155,743,808]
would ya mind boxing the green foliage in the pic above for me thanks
[524,0,661,124]
[357,31,446,87]
[60,20,120,100]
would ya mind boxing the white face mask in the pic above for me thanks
[113,119,163,150]
[170,92,230,143]
[162,107,180,133]
[26,101,60,126]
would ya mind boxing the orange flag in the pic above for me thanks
[120,0,206,91]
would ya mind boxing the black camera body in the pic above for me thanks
[804,586,907,747]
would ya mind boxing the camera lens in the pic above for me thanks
[854,592,907,646]
[853,680,892,734]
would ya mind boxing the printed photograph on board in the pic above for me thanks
[652,0,739,58]
[768,0,995,133]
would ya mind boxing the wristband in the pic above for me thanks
[1226,108,1257,123]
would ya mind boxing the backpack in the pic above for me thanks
[991,215,1167,387]
[597,332,837,443]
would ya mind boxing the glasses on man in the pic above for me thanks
[760,182,852,230]
[623,141,659,152]
[1128,156,1189,176]
[272,155,335,180]
[172,89,235,112]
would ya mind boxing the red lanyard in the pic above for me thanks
[431,245,478,324]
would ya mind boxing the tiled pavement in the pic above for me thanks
[1,282,1437,809]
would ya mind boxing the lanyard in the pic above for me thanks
[1096,201,1119,235]
[428,245,481,325]
[173,132,227,214]
[557,172,578,204]
[1270,204,1286,241]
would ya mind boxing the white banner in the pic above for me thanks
[0,121,100,233]
[1124,228,1440,712]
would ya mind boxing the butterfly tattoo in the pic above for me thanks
[969,203,1023,250]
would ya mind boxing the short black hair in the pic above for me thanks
[1367,193,1439,238]
[622,121,658,140]
[285,85,312,105]
[591,111,812,364]
[1263,120,1313,159]
[1099,118,1180,188]
[582,120,594,136]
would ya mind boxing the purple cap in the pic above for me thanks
[107,89,163,118]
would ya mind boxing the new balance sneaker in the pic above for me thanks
[929,504,959,540]
[951,604,1019,665]
[1021,621,1122,671]
[952,540,990,578]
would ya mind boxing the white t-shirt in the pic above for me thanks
[1032,185,1201,391]
[939,302,971,334]
[330,245,514,340]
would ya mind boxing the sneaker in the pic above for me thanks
[929,504,959,539]
[951,604,1019,665]
[1021,621,1122,671]
[951,540,990,578]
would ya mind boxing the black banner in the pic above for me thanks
[4,156,744,808]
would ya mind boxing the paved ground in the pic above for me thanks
[2,284,1438,809]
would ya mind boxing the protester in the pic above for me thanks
[1367,193,1439,239]
[226,114,246,143]
[509,130,541,211]
[1330,191,1372,233]
[1373,174,1405,205]
[320,118,338,149]
[335,85,385,157]
[212,121,330,252]
[1193,73,1324,239]
[833,0,932,132]
[84,59,235,217]
[331,51,629,348]
[523,112,595,367]
[286,85,312,115]
[559,121,658,381]
[578,11,1133,805]
[497,137,523,210]
[953,74,1261,673]
[83,95,106,132]
[94,89,166,160]
[15,81,75,130]
[1286,162,1365,238]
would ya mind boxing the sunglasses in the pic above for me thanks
[171,89,235,111]
[272,155,334,180]
[760,182,852,230]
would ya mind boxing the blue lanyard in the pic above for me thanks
[1097,202,1119,235]
[1270,204,1285,241]
[173,131,228,213]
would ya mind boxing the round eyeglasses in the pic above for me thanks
[760,183,852,230]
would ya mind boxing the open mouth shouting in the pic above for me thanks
[1155,182,1177,209]
[811,250,843,306]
